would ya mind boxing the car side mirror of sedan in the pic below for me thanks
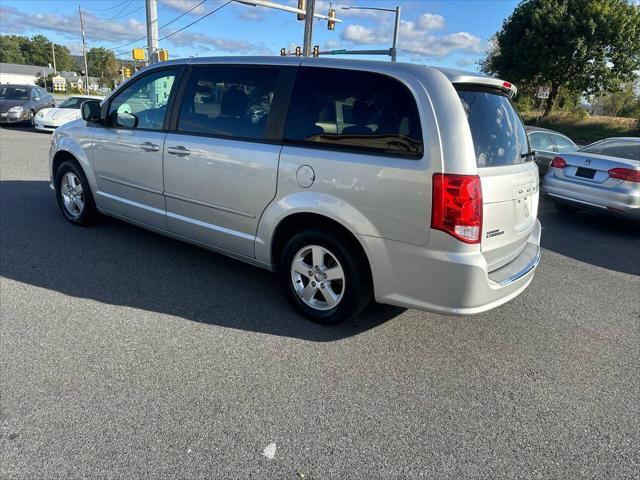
[81,100,102,124]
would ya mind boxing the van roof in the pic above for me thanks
[144,55,517,96]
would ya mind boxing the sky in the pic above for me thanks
[0,0,521,70]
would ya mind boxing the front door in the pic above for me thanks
[92,68,179,228]
[163,65,288,257]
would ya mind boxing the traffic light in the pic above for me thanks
[295,46,301,57]
[132,48,145,61]
[123,66,131,78]
[312,45,319,57]
[280,48,286,56]
[157,49,169,62]
[327,7,336,30]
[297,0,305,21]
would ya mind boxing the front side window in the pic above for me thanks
[59,97,94,109]
[284,67,423,158]
[176,66,281,141]
[457,87,528,167]
[553,134,577,153]
[108,69,177,130]
[528,132,553,152]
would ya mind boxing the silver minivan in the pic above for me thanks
[49,57,541,324]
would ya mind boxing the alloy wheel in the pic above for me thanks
[290,245,345,311]
[60,172,85,218]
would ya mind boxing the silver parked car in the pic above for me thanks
[0,84,56,125]
[525,125,578,176]
[543,137,640,218]
[49,57,541,324]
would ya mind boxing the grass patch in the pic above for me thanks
[521,112,639,145]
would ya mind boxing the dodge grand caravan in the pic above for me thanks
[49,57,541,324]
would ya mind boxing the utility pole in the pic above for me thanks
[390,6,401,62]
[145,0,159,64]
[51,41,57,73]
[79,6,89,92]
[302,0,315,57]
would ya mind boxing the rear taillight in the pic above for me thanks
[608,168,640,183]
[431,174,482,244]
[551,156,567,168]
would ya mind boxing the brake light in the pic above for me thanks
[551,156,567,168]
[502,81,512,89]
[608,168,640,183]
[431,174,482,244]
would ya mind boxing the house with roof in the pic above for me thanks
[0,63,54,85]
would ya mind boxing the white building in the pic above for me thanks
[0,63,54,85]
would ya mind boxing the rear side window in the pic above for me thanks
[528,132,553,152]
[553,134,577,153]
[177,66,281,141]
[457,87,528,167]
[285,67,423,158]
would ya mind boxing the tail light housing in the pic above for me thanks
[551,156,567,168]
[608,168,640,183]
[431,174,482,244]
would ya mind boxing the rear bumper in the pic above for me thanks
[363,220,541,315]
[543,174,640,218]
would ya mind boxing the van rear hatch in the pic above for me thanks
[456,85,539,271]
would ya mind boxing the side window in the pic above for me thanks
[108,69,177,130]
[553,134,577,153]
[528,132,553,152]
[285,67,423,158]
[176,66,281,141]
[31,89,40,100]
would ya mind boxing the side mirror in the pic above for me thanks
[81,100,101,123]
[115,112,138,129]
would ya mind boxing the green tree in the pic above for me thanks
[0,35,26,64]
[592,81,640,117]
[0,34,75,72]
[480,0,640,116]
[87,47,119,88]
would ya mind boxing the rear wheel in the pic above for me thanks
[54,160,98,225]
[28,110,35,126]
[279,229,371,324]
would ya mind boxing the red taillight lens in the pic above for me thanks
[551,156,567,168]
[608,168,640,183]
[431,174,482,244]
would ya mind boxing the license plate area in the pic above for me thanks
[575,167,596,179]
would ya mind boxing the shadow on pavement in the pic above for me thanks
[0,180,403,341]
[538,198,640,276]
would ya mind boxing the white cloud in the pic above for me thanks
[324,39,341,49]
[455,58,477,67]
[417,13,445,31]
[0,5,146,44]
[167,31,271,55]
[340,13,482,59]
[159,0,207,15]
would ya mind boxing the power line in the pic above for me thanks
[158,0,233,42]
[93,0,131,13]
[106,0,212,52]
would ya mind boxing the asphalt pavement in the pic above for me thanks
[1,126,639,479]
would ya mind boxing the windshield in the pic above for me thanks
[0,86,30,100]
[457,87,529,167]
[580,138,640,161]
[59,97,94,109]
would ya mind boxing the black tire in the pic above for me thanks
[554,201,577,214]
[28,110,35,126]
[54,160,98,226]
[279,229,372,325]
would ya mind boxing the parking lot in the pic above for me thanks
[1,126,638,478]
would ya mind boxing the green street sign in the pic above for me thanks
[331,49,347,55]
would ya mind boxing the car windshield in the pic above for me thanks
[0,86,30,100]
[59,97,94,109]
[457,86,529,167]
[580,139,640,161]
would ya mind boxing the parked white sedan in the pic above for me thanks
[34,96,103,132]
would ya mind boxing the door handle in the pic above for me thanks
[140,142,160,152]
[167,146,190,156]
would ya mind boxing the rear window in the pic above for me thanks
[580,139,640,161]
[457,87,528,167]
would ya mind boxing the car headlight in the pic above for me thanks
[37,111,44,118]
[8,105,24,113]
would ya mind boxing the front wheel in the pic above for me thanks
[28,110,35,126]
[54,160,98,225]
[279,229,372,324]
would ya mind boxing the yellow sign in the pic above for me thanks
[132,48,145,61]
